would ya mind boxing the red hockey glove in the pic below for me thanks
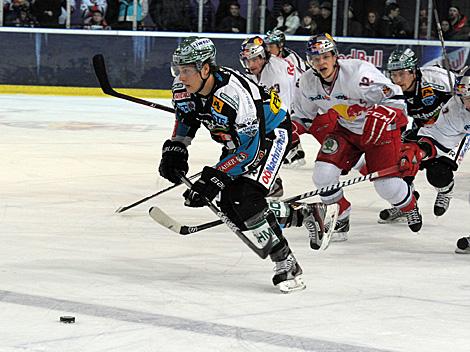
[362,105,398,145]
[398,143,426,177]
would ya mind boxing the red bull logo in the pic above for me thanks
[337,49,383,68]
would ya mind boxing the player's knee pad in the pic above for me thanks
[425,159,454,188]
[374,177,411,206]
[220,178,268,227]
[313,161,343,203]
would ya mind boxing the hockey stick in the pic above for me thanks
[432,0,455,96]
[282,164,400,204]
[92,54,175,113]
[115,171,203,213]
[153,174,272,259]
[149,206,223,234]
[149,165,400,235]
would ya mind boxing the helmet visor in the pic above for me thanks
[170,64,199,78]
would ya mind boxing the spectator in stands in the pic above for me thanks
[105,0,121,27]
[117,0,148,29]
[306,0,321,23]
[83,9,110,28]
[32,0,62,27]
[295,14,317,36]
[4,0,37,27]
[447,5,470,40]
[316,1,332,34]
[347,6,362,37]
[80,0,107,19]
[363,10,379,38]
[377,3,409,38]
[214,0,233,27]
[217,1,246,33]
[274,0,300,35]
[441,19,452,40]
[190,0,215,32]
[252,3,276,34]
[149,0,191,31]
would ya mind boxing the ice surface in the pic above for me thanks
[0,95,469,352]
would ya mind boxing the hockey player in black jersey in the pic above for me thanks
[158,37,327,293]
[379,48,468,223]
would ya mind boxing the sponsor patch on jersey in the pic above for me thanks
[321,136,339,154]
[309,94,330,101]
[174,91,191,100]
[212,96,224,113]
[217,155,240,172]
[261,129,287,186]
[220,92,239,110]
[269,90,281,114]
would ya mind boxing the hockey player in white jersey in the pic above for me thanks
[240,35,301,196]
[292,33,422,240]
[398,68,470,253]
[264,29,309,167]
[379,48,463,223]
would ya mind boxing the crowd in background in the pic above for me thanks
[2,0,470,40]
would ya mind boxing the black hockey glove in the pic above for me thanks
[158,140,189,184]
[183,166,231,208]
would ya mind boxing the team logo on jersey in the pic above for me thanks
[212,96,224,113]
[321,136,339,154]
[331,104,366,121]
[421,86,436,106]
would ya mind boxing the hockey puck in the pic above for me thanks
[59,316,75,323]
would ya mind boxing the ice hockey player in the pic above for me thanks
[158,37,325,293]
[239,35,301,195]
[398,68,470,253]
[291,33,423,236]
[264,29,309,167]
[379,48,462,223]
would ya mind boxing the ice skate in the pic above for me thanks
[272,253,306,293]
[434,183,453,217]
[303,203,339,250]
[378,191,419,224]
[405,203,422,232]
[455,236,470,254]
[283,143,306,168]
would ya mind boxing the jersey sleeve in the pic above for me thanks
[290,72,319,129]
[214,83,265,177]
[170,80,200,145]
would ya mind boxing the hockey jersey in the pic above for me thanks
[245,55,300,111]
[171,66,288,177]
[283,47,309,73]
[291,59,406,135]
[418,96,470,151]
[405,66,454,130]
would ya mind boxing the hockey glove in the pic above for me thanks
[362,105,399,145]
[158,140,189,184]
[183,166,231,208]
[399,142,427,177]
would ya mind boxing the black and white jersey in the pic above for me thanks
[171,66,288,177]
[405,66,454,130]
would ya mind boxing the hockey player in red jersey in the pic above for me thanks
[291,33,422,235]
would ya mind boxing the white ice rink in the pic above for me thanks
[1,95,470,352]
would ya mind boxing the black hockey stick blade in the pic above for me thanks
[92,54,175,113]
[149,206,223,235]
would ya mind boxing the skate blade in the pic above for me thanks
[283,159,306,169]
[377,217,407,224]
[278,276,306,294]
[330,232,348,242]
[455,248,470,254]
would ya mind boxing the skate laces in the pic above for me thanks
[273,254,296,275]
[405,206,421,225]
[435,190,452,209]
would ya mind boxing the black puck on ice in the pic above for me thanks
[59,316,75,323]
